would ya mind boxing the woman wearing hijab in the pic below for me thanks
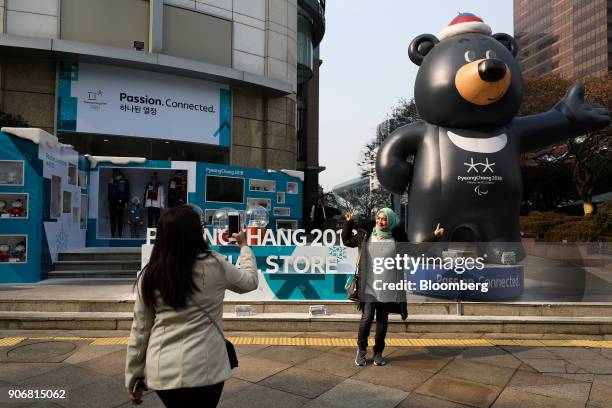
[342,208,444,366]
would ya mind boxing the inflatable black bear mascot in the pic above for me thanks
[376,13,610,263]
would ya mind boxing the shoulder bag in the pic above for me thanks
[345,250,361,302]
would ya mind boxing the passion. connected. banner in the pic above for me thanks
[57,62,231,146]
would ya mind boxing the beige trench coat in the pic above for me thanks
[125,246,258,390]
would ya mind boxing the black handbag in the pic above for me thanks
[345,251,361,302]
[346,273,360,302]
[191,298,239,369]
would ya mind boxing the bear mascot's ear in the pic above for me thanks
[408,34,439,66]
[493,33,519,57]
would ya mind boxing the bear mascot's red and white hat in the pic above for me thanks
[437,12,492,41]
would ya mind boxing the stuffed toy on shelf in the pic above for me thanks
[7,170,19,184]
[127,197,145,238]
[12,241,26,262]
[0,244,10,262]
[9,199,25,217]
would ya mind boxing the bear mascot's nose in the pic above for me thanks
[478,59,507,82]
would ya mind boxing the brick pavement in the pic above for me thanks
[0,331,611,407]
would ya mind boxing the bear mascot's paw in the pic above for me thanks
[554,83,611,134]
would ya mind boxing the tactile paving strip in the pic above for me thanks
[2,337,612,348]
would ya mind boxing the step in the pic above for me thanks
[0,299,135,313]
[47,270,138,279]
[1,311,611,334]
[53,261,142,271]
[58,252,142,262]
[57,247,141,262]
[2,300,612,317]
[222,301,612,317]
[223,313,612,334]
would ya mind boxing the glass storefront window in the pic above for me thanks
[297,9,314,84]
[58,133,229,164]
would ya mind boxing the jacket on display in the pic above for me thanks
[144,183,165,209]
[167,175,187,207]
[125,246,258,390]
[108,176,130,207]
[128,199,144,226]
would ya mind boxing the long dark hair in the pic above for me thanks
[138,205,210,310]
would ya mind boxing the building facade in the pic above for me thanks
[514,0,611,79]
[0,0,324,205]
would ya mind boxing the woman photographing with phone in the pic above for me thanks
[342,208,444,367]
[125,205,258,407]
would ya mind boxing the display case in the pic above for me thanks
[205,175,244,203]
[287,181,298,194]
[0,235,27,263]
[273,207,290,216]
[50,175,61,218]
[247,197,271,211]
[276,220,297,230]
[78,170,87,188]
[95,167,177,240]
[0,193,28,218]
[0,160,24,186]
[68,164,77,185]
[63,191,72,213]
[249,179,276,192]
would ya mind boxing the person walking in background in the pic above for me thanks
[342,208,444,367]
[310,198,327,231]
[310,197,341,231]
[125,205,258,407]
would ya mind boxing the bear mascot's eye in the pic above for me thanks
[464,50,476,62]
[486,50,497,59]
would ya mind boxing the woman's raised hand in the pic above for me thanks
[232,231,247,247]
[434,223,445,238]
[344,211,353,222]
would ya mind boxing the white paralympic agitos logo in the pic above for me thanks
[463,157,495,173]
[474,185,488,196]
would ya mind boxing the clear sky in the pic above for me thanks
[318,0,514,190]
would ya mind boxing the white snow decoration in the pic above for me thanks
[1,127,59,148]
[279,169,304,181]
[86,155,146,169]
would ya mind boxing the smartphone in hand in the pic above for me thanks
[132,378,146,400]
[228,212,240,240]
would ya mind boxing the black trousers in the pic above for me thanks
[156,382,224,408]
[109,205,124,238]
[357,302,390,353]
[147,207,161,228]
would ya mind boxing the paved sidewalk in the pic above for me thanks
[0,280,135,300]
[1,331,612,407]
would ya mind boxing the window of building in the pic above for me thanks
[297,8,314,84]
[296,108,306,161]
[57,133,229,164]
[162,5,232,67]
[61,0,149,51]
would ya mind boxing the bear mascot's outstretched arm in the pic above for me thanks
[375,121,427,194]
[513,83,610,153]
